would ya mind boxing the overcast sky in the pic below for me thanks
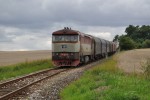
[0,0,150,51]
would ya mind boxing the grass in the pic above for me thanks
[60,56,150,100]
[0,59,53,81]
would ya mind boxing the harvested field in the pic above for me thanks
[0,50,51,66]
[117,49,150,73]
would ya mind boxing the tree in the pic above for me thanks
[113,25,150,51]
[113,35,119,42]
[124,25,150,49]
[125,25,138,36]
[139,25,150,40]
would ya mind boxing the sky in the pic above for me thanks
[0,0,150,51]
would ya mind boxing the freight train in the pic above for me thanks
[52,27,117,67]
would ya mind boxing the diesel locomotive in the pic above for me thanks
[52,27,117,67]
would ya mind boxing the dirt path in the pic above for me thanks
[0,50,51,66]
[117,49,150,73]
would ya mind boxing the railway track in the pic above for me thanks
[0,58,104,100]
[0,67,69,100]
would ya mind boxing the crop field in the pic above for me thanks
[0,50,51,66]
[117,49,150,73]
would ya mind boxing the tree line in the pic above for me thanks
[113,25,150,50]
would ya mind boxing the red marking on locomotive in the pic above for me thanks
[53,60,80,67]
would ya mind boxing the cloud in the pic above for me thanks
[0,34,12,42]
[0,25,52,51]
[0,0,149,50]
[88,32,112,41]
[0,0,150,28]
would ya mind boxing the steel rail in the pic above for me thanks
[0,69,68,100]
[0,68,58,88]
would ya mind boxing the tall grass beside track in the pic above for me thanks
[0,59,53,81]
[61,56,150,100]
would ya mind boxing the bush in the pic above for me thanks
[142,39,150,48]
[119,36,136,50]
[142,59,150,79]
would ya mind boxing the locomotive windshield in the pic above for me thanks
[52,35,78,42]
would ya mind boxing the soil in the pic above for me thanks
[0,50,51,66]
[117,49,150,73]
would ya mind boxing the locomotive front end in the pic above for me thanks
[52,28,80,67]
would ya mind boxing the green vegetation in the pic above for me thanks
[119,36,136,50]
[0,59,53,81]
[113,25,150,50]
[142,39,150,48]
[61,57,150,100]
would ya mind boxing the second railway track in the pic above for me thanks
[0,67,70,100]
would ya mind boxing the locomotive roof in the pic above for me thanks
[52,28,79,35]
[52,28,93,39]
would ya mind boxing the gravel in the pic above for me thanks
[28,68,84,100]
[0,69,65,98]
[25,61,101,100]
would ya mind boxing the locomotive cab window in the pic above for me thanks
[52,35,78,42]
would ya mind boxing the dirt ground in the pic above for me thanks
[117,49,150,73]
[0,50,51,66]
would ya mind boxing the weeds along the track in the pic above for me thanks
[0,59,53,81]
[60,56,150,100]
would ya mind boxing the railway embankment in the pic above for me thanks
[0,56,102,99]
